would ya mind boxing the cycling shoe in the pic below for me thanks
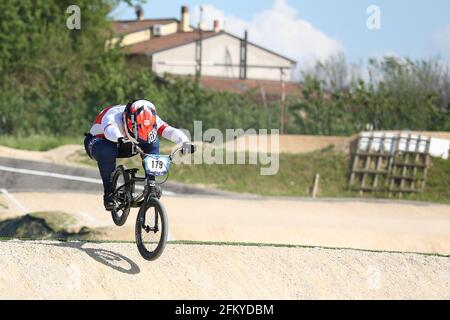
[103,194,115,211]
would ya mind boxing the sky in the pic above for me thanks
[109,0,450,67]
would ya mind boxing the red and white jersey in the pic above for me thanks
[89,105,189,144]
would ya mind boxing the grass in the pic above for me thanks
[409,157,450,204]
[0,135,82,151]
[170,147,353,197]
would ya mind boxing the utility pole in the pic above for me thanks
[239,30,248,80]
[280,68,286,135]
[195,6,203,80]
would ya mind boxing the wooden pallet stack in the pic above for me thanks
[348,133,431,197]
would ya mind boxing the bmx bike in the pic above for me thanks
[110,144,185,261]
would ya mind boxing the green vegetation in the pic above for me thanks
[412,157,450,204]
[289,55,450,135]
[169,148,351,197]
[0,0,279,139]
[0,2,449,141]
[0,135,82,151]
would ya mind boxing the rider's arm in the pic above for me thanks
[102,112,124,143]
[156,116,189,144]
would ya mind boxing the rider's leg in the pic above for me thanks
[90,139,119,209]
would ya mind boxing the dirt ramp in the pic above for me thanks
[0,212,95,240]
[223,134,349,154]
[0,240,449,299]
[0,144,85,166]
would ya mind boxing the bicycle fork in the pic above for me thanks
[141,181,159,234]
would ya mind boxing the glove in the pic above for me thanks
[117,137,134,154]
[181,142,196,155]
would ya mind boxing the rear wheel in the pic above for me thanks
[111,165,132,226]
[135,197,168,261]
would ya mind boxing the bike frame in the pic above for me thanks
[115,144,183,209]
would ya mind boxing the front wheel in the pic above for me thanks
[135,197,168,261]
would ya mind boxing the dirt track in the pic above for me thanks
[2,192,450,255]
[225,132,450,154]
[1,191,450,299]
[1,141,450,299]
[0,240,448,299]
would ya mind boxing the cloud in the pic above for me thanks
[191,0,343,72]
[434,25,450,55]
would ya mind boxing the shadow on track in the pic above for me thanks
[40,241,141,275]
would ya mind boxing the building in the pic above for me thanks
[111,6,297,90]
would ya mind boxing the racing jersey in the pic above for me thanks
[89,105,189,144]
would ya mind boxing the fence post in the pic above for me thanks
[312,173,320,198]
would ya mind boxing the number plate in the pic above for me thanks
[143,155,171,176]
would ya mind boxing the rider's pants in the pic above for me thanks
[84,134,159,197]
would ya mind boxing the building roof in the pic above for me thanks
[113,20,296,64]
[112,18,179,36]
[197,76,300,97]
[123,31,218,55]
[221,31,297,64]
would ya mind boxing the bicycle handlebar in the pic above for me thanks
[133,144,185,160]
